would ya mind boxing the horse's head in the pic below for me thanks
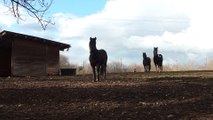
[89,37,97,51]
[153,47,158,55]
[143,52,147,59]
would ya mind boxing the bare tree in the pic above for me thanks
[3,0,53,30]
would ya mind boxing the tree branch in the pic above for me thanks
[3,0,53,30]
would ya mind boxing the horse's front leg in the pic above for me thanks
[145,66,149,72]
[155,64,158,72]
[92,66,96,82]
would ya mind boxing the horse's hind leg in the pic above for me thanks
[97,66,100,81]
[103,66,107,80]
[144,66,146,72]
[155,64,158,72]
[148,65,151,72]
[100,65,106,80]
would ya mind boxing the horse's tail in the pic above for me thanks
[100,60,107,75]
[158,54,163,60]
[99,49,107,75]
[158,54,163,67]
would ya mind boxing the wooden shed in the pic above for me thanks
[0,30,70,76]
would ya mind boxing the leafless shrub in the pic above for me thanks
[74,58,213,75]
[107,61,127,73]
[77,63,92,75]
[127,63,143,72]
[60,55,76,68]
[164,59,213,71]
[198,59,213,70]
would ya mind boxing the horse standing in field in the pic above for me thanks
[153,47,163,72]
[89,37,108,82]
[143,52,151,72]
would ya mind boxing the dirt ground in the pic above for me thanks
[0,71,213,120]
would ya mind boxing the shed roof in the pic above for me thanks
[0,30,71,51]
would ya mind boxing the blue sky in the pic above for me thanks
[50,0,106,16]
[1,0,213,67]
[0,0,106,16]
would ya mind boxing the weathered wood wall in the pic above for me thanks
[12,37,47,76]
[0,39,11,76]
[11,37,61,76]
[46,45,60,75]
[0,30,70,77]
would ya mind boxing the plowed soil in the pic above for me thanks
[0,71,213,120]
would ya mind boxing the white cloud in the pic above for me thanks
[1,0,213,66]
[53,0,191,65]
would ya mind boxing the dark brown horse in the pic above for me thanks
[143,52,151,72]
[89,37,108,81]
[153,47,163,72]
